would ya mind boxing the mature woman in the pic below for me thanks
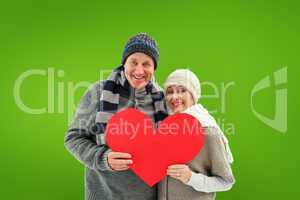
[64,33,168,200]
[158,69,235,200]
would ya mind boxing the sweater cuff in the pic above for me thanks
[186,171,205,188]
[97,148,114,171]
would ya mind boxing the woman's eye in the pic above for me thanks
[166,90,173,95]
[177,88,186,93]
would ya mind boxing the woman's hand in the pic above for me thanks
[167,164,192,183]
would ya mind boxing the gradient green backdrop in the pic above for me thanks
[1,0,299,199]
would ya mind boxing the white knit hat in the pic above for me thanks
[164,69,201,103]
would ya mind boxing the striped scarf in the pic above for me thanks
[93,65,168,145]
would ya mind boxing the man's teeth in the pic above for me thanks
[133,75,144,80]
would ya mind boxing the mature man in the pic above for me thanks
[64,33,168,200]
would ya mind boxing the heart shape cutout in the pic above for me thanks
[105,108,205,186]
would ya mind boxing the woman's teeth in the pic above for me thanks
[173,102,183,107]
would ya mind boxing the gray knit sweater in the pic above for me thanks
[158,127,235,200]
[64,80,160,200]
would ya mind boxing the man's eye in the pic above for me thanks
[144,63,151,67]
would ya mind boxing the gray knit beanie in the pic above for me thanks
[164,69,201,103]
[121,33,160,69]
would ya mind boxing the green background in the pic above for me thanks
[1,0,299,199]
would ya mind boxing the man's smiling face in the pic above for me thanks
[124,52,155,90]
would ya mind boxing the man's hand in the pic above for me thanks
[107,152,133,171]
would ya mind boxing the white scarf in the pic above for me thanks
[183,104,234,164]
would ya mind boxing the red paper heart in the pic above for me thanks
[105,108,205,186]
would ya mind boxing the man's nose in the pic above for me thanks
[134,65,144,74]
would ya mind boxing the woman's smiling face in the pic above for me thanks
[165,85,195,114]
[124,52,155,90]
